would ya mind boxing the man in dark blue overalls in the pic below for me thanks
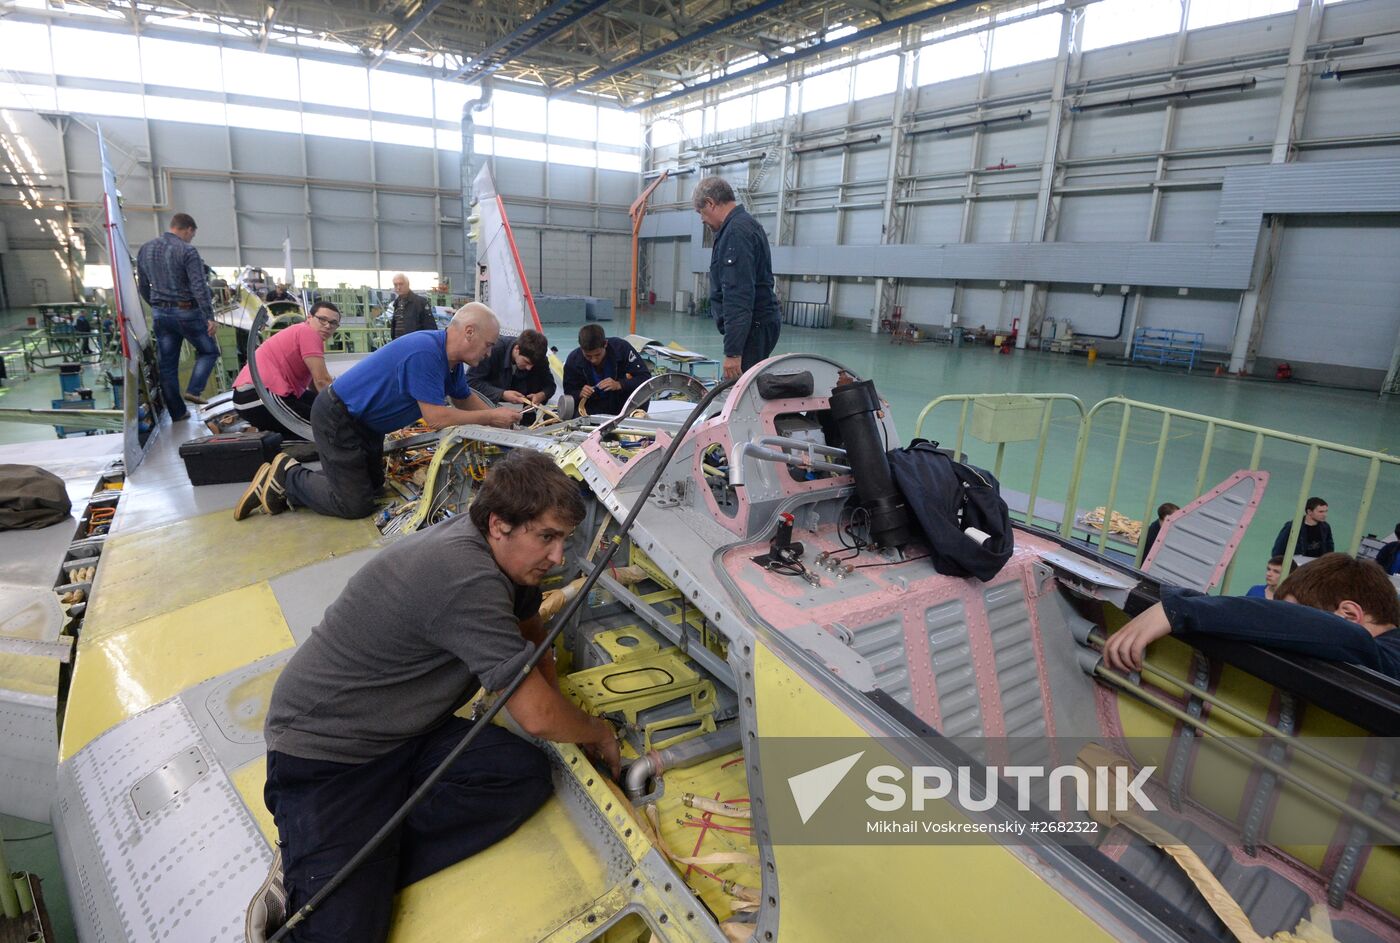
[562,323,650,416]
[694,176,781,380]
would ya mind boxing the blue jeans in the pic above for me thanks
[153,310,220,418]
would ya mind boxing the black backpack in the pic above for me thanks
[886,439,1014,582]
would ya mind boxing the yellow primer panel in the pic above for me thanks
[389,798,613,942]
[754,642,1118,943]
[232,757,277,843]
[60,581,294,760]
[0,651,60,698]
[82,508,376,638]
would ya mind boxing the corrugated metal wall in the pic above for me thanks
[642,0,1400,385]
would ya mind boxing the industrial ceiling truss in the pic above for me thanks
[30,0,1027,107]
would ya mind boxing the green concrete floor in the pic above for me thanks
[1,814,76,942]
[632,307,1400,593]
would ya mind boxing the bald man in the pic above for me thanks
[235,303,518,522]
[389,273,435,339]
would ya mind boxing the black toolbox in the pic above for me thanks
[178,431,283,485]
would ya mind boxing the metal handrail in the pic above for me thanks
[1068,397,1400,569]
[912,393,1400,588]
[914,393,1086,532]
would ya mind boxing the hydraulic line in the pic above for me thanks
[268,375,737,941]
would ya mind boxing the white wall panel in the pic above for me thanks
[1055,193,1151,242]
[831,278,874,320]
[847,144,890,180]
[901,280,955,324]
[1136,288,1239,350]
[843,208,883,245]
[1259,215,1400,371]
[1067,110,1164,160]
[907,203,965,244]
[977,120,1048,167]
[1302,76,1400,142]
[373,142,434,186]
[1170,90,1280,150]
[797,152,843,188]
[1183,12,1292,62]
[229,129,301,175]
[306,138,370,181]
[1154,189,1221,242]
[969,199,1032,242]
[957,283,1018,331]
[494,156,545,198]
[1044,285,1129,338]
[793,213,838,245]
[910,135,974,174]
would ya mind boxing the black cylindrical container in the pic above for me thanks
[828,379,912,549]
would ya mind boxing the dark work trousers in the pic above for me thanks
[283,388,384,519]
[740,318,781,372]
[233,386,316,441]
[265,719,553,943]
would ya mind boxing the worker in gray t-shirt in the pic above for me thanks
[254,450,619,943]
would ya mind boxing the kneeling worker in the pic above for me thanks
[231,300,339,440]
[467,327,556,421]
[562,323,651,416]
[254,450,621,942]
[235,302,517,521]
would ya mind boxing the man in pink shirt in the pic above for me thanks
[232,300,339,439]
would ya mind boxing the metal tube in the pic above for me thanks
[728,443,851,487]
[1062,409,1094,540]
[1193,421,1217,497]
[0,826,18,919]
[1025,400,1055,529]
[1098,404,1132,553]
[625,725,743,800]
[1350,457,1380,555]
[753,436,848,459]
[1138,413,1172,565]
[1094,665,1400,844]
[955,399,969,459]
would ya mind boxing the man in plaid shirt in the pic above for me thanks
[136,212,221,421]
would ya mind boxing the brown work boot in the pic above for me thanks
[234,463,273,521]
[260,453,299,516]
[182,391,208,406]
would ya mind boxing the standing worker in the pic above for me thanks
[250,450,621,943]
[388,273,436,339]
[693,176,780,380]
[234,303,517,522]
[1272,497,1335,560]
[136,212,221,420]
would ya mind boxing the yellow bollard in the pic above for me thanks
[1087,347,1098,365]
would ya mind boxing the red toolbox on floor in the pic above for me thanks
[178,431,283,486]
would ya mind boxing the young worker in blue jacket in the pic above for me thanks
[1105,553,1400,681]
[562,323,650,416]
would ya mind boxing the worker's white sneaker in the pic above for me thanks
[244,843,287,943]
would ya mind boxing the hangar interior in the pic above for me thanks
[2,1,1400,942]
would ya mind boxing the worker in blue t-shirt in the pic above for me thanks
[234,303,517,521]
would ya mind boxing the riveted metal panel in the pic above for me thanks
[848,614,912,707]
[925,598,982,738]
[983,580,1047,740]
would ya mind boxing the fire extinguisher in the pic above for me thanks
[1275,362,1293,381]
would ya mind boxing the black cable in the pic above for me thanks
[4,830,53,842]
[268,376,737,942]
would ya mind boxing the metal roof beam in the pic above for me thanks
[447,0,614,84]
[561,0,793,94]
[634,0,985,110]
[368,0,450,69]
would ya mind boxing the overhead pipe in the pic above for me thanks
[1070,78,1257,113]
[790,134,882,155]
[462,78,493,296]
[907,110,1033,137]
[625,725,743,800]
